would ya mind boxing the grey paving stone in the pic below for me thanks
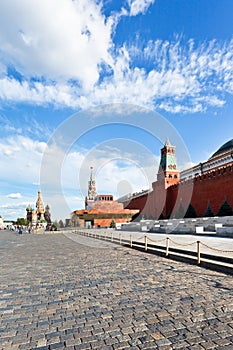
[1,230,233,350]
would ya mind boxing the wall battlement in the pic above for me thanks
[121,143,233,219]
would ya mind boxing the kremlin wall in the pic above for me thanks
[119,139,233,220]
[72,139,233,228]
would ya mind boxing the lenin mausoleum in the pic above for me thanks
[119,138,233,220]
[71,167,139,228]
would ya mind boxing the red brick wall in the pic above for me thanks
[123,164,233,218]
[188,165,233,216]
[93,218,130,227]
[124,193,148,215]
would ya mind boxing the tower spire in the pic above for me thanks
[85,167,98,209]
[87,166,97,200]
[165,137,171,146]
[90,166,94,181]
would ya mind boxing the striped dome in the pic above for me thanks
[211,139,233,158]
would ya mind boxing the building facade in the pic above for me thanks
[119,139,233,219]
[26,191,51,228]
[71,168,139,228]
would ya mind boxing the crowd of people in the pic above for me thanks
[15,225,35,234]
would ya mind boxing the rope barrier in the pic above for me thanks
[147,237,166,244]
[200,242,233,254]
[133,235,146,241]
[74,230,233,260]
[168,238,196,247]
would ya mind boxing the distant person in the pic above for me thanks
[18,226,22,235]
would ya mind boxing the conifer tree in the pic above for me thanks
[204,202,214,217]
[217,200,233,216]
[175,201,185,219]
[184,204,197,218]
[110,219,116,228]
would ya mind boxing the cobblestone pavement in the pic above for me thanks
[1,230,233,350]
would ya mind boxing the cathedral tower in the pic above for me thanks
[36,191,45,222]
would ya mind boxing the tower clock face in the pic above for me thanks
[168,164,176,169]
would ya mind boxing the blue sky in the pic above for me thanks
[0,0,232,221]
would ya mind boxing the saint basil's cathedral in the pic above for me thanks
[26,191,51,228]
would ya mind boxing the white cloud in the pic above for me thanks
[0,0,114,90]
[0,37,232,113]
[127,0,156,16]
[61,141,159,201]
[0,135,47,184]
[0,201,30,221]
[6,193,22,199]
[0,0,232,114]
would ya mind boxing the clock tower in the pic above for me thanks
[157,138,180,188]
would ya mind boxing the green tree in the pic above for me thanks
[159,212,165,220]
[16,218,28,226]
[175,201,185,219]
[133,214,142,222]
[70,213,81,227]
[76,216,81,227]
[109,219,116,228]
[59,219,64,228]
[53,220,58,230]
[204,202,214,217]
[184,204,197,218]
[218,200,233,216]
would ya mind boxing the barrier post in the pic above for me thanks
[197,240,201,265]
[145,236,148,251]
[166,237,169,257]
[130,235,133,247]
